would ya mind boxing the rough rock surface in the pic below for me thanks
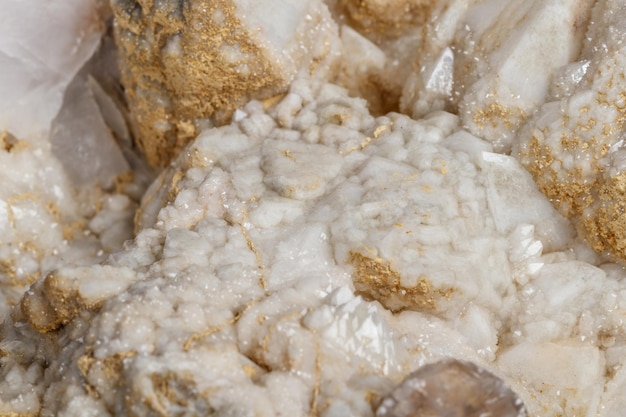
[112,0,340,166]
[7,1,626,417]
[2,78,617,417]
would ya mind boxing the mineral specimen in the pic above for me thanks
[401,0,594,152]
[376,359,527,417]
[112,0,340,166]
[515,0,626,261]
[6,0,626,417]
[0,77,604,417]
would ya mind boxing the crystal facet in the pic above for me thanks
[376,359,527,417]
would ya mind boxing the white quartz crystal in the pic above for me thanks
[6,1,626,417]
[402,0,594,152]
[0,77,622,417]
[0,0,103,139]
[0,126,141,320]
[515,0,626,261]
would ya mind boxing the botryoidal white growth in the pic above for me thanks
[1,78,619,417]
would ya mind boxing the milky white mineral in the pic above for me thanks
[0,2,148,321]
[401,0,594,152]
[0,0,104,139]
[515,0,626,262]
[0,77,616,417]
[5,0,626,417]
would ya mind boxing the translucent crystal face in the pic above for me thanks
[376,359,527,417]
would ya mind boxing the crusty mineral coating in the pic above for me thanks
[113,0,340,167]
[340,0,432,39]
[9,0,626,416]
[515,0,626,261]
[0,130,139,320]
[3,78,617,417]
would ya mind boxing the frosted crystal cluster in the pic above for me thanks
[0,5,149,321]
[515,0,626,260]
[4,0,626,417]
[0,77,613,417]
[401,0,594,152]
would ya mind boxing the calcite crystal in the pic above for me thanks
[515,0,626,261]
[401,0,594,152]
[9,0,626,417]
[376,359,527,417]
[112,0,340,166]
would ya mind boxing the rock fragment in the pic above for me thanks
[340,0,431,40]
[514,0,626,261]
[112,0,340,166]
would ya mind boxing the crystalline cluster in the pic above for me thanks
[515,0,626,260]
[0,5,150,321]
[5,1,626,417]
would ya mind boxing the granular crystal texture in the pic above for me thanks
[3,79,602,417]
[376,359,527,417]
[9,1,626,416]
[515,0,626,261]
[112,0,340,166]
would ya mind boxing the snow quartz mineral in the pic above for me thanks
[4,0,626,417]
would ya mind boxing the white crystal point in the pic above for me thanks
[0,0,103,138]
[402,0,594,152]
[376,359,527,417]
[50,74,130,188]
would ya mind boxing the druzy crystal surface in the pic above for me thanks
[3,1,626,417]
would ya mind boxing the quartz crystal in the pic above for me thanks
[0,0,103,138]
[401,0,594,152]
[515,0,626,261]
[6,0,626,416]
[376,359,527,417]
